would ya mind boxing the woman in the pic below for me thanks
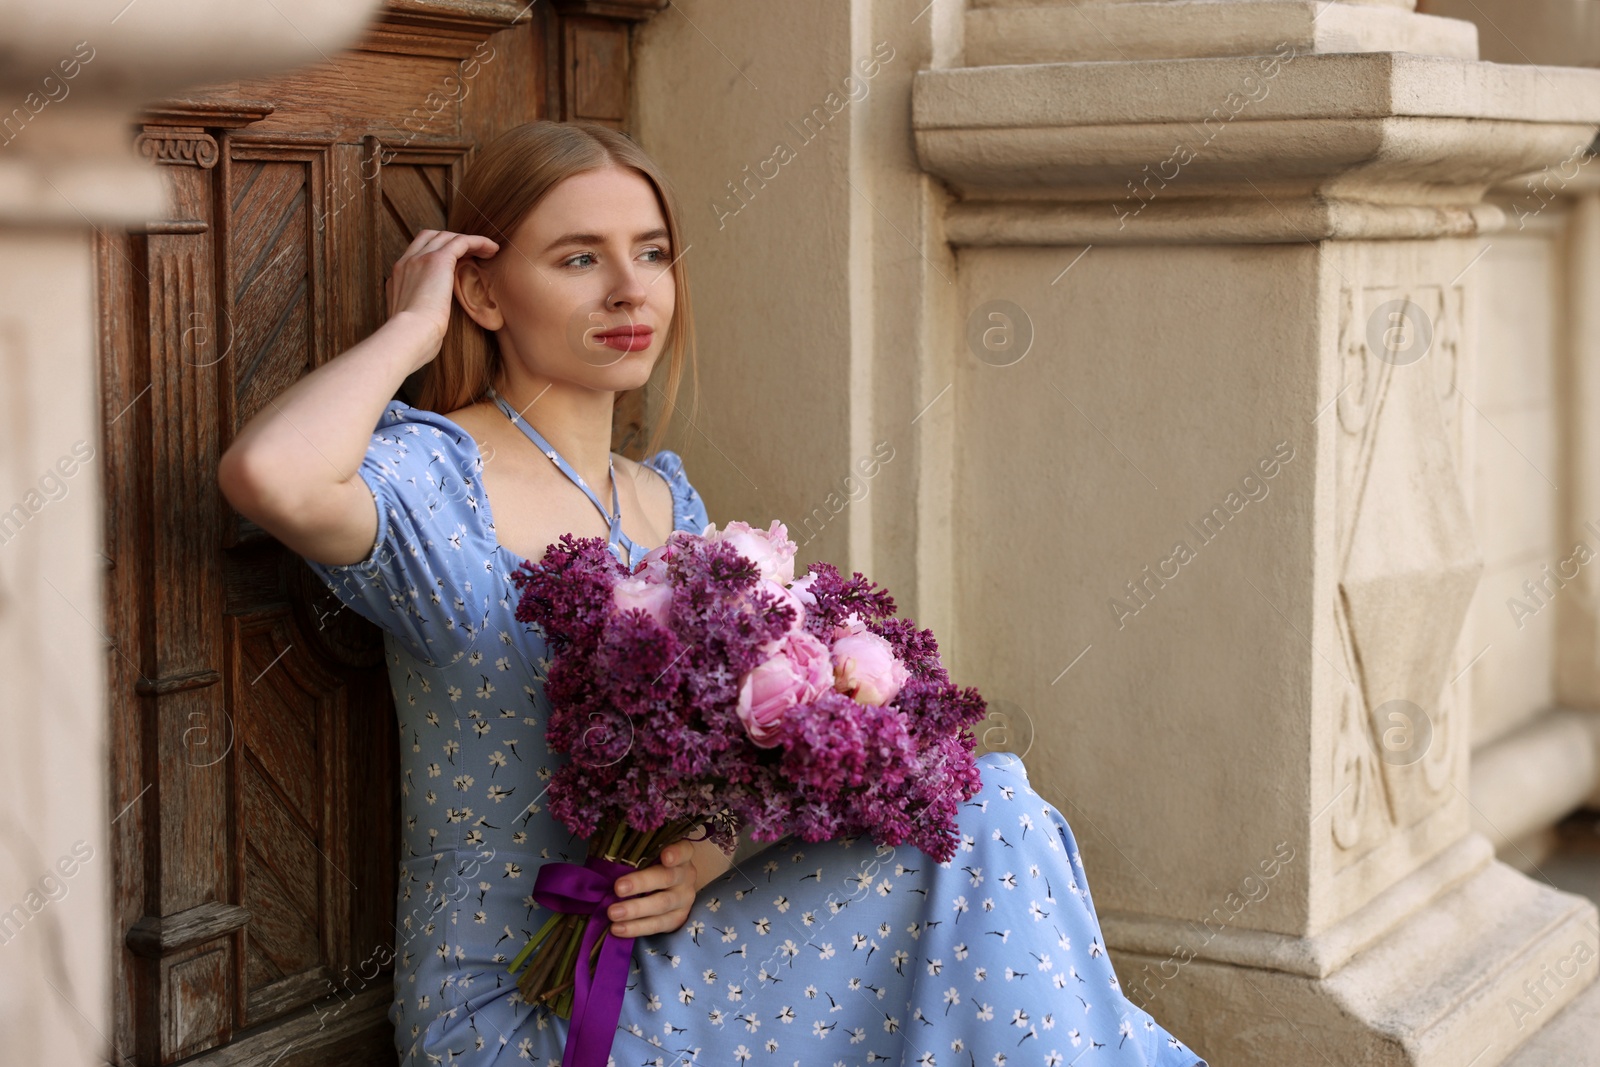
[219,120,1204,1067]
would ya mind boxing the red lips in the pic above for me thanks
[593,324,654,352]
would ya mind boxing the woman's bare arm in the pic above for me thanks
[217,230,497,566]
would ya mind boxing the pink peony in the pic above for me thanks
[706,519,797,585]
[830,613,910,707]
[735,630,834,747]
[612,574,673,629]
[788,569,818,608]
[630,542,674,584]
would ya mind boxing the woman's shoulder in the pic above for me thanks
[366,400,483,476]
[370,397,478,450]
[357,398,491,535]
[638,447,710,535]
[300,398,499,668]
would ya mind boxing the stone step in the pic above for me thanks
[1318,861,1598,1066]
[1502,972,1600,1066]
[1135,858,1599,1066]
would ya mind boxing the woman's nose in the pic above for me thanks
[605,262,649,308]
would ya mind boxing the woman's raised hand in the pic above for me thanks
[219,227,498,568]
[385,228,500,358]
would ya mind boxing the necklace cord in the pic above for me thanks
[485,386,641,567]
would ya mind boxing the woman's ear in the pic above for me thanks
[454,256,505,332]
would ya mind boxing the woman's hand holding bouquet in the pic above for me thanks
[506,520,987,1066]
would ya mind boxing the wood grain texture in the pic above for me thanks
[229,159,314,434]
[566,17,629,123]
[127,902,251,958]
[552,0,668,21]
[102,1,654,1061]
[97,220,151,1065]
[136,154,237,1058]
[165,947,231,1057]
[182,986,394,1067]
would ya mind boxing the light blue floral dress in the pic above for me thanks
[305,399,1206,1067]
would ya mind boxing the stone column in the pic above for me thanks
[1463,158,1600,865]
[914,1,1600,1063]
[1565,179,1600,724]
[0,4,379,1064]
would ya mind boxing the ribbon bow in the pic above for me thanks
[532,855,638,1067]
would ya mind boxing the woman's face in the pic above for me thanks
[460,164,676,393]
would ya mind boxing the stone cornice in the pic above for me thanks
[913,52,1600,243]
[941,195,1508,245]
[915,53,1600,131]
[0,1,383,226]
[964,1,1476,66]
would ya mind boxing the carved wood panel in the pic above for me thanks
[100,2,660,1063]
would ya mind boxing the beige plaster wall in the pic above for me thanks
[1466,220,1562,750]
[952,241,1321,932]
[0,228,112,1067]
[1421,0,1600,67]
[634,0,963,642]
[636,0,857,563]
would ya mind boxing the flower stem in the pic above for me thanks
[618,823,645,863]
[604,820,627,861]
[548,917,583,1000]
[511,816,707,1016]
[508,911,562,975]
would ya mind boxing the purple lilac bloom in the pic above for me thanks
[510,529,988,865]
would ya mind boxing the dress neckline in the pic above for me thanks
[484,387,647,569]
[421,399,679,571]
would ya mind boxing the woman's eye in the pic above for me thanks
[564,252,597,268]
[641,246,670,264]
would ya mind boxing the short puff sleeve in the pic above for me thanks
[303,400,498,667]
[641,448,711,535]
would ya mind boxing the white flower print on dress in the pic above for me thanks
[301,401,1204,1067]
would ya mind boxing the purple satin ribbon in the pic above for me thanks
[533,855,638,1067]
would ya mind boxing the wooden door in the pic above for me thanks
[96,2,662,1063]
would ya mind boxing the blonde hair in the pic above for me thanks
[415,119,698,462]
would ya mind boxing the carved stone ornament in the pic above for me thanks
[1330,282,1479,855]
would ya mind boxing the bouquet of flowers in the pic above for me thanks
[505,520,987,1056]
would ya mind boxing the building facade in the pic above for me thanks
[1,1,1597,1064]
